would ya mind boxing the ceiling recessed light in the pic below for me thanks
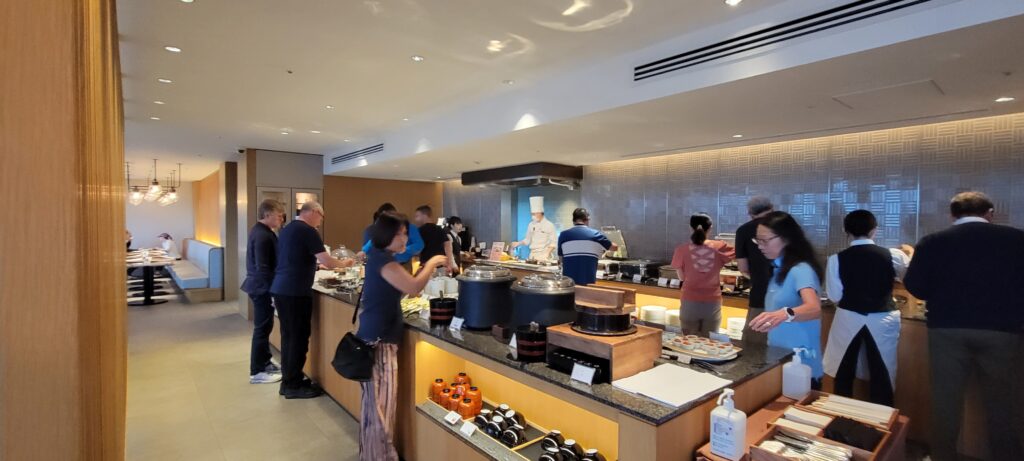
[164,46,182,53]
[153,100,165,105]
[436,176,442,179]
[725,0,742,5]
[732,134,743,138]
[149,116,161,120]
[280,131,289,135]
[180,0,194,3]
[995,96,1016,103]
[325,105,335,109]
[343,138,351,142]
[157,78,173,83]
[402,118,409,121]
[502,79,515,85]
[410,55,425,62]
[310,130,321,134]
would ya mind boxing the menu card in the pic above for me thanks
[488,242,506,261]
[612,364,732,407]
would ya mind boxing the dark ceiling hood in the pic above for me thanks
[461,162,583,190]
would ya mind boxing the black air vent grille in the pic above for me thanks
[330,143,384,165]
[634,0,934,82]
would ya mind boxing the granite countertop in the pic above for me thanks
[403,314,791,426]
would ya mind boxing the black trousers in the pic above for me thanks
[928,328,1022,461]
[833,326,894,406]
[273,294,313,389]
[249,293,275,376]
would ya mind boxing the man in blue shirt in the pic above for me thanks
[361,203,423,266]
[271,201,356,399]
[557,208,617,285]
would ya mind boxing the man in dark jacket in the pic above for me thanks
[904,191,1024,460]
[241,199,285,384]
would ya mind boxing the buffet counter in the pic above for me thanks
[270,286,790,461]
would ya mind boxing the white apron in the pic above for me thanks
[822,307,901,388]
[525,219,557,261]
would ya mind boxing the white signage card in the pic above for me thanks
[596,270,605,279]
[459,421,477,437]
[657,277,669,287]
[669,279,681,289]
[570,363,597,385]
[676,354,692,364]
[632,274,642,283]
[615,273,623,281]
[508,334,518,360]
[450,329,464,341]
[444,411,462,425]
[449,317,465,331]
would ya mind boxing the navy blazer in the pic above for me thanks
[241,222,277,295]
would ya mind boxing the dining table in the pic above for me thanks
[127,249,176,306]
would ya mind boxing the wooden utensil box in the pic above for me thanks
[750,425,884,461]
[795,391,899,431]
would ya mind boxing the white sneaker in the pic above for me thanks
[250,372,282,384]
[264,361,281,374]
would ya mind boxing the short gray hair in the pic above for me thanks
[299,201,324,215]
[747,196,774,216]
[258,199,285,219]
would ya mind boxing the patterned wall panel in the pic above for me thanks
[442,181,505,244]
[580,113,1024,262]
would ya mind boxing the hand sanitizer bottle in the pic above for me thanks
[782,347,812,400]
[710,388,746,461]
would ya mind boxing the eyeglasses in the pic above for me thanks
[752,235,780,246]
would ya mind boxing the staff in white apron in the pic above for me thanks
[822,210,911,405]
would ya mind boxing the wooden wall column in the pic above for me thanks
[1,0,127,459]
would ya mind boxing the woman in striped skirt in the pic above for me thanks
[356,211,449,460]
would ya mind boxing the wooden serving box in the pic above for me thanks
[546,324,661,381]
[794,391,899,431]
[750,424,891,461]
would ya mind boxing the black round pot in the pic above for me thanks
[510,273,576,327]
[428,297,456,327]
[456,265,515,330]
[514,324,547,363]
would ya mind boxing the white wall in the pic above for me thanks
[125,182,195,249]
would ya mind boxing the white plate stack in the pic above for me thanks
[639,305,667,324]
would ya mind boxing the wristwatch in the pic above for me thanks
[784,307,796,322]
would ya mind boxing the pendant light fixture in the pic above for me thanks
[126,162,145,205]
[158,163,182,206]
[143,158,163,202]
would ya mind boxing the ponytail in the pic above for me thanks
[689,213,713,245]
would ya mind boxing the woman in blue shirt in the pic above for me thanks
[748,211,825,385]
[357,212,448,461]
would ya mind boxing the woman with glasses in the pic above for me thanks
[669,213,735,334]
[748,211,825,387]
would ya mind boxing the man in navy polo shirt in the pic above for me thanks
[557,208,617,286]
[271,201,356,399]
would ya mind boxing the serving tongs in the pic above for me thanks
[772,431,852,461]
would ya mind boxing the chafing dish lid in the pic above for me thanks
[457,265,515,281]
[513,273,575,293]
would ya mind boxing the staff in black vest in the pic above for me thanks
[904,192,1024,460]
[822,210,910,405]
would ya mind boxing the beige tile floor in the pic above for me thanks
[127,299,360,461]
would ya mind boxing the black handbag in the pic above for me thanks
[332,289,374,381]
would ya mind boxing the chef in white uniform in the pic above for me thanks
[822,210,911,406]
[512,196,558,262]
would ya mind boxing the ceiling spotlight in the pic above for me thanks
[157,78,173,83]
[150,116,161,120]
[164,46,182,53]
[995,96,1016,103]
[732,134,743,138]
[402,118,409,121]
[344,139,351,142]
[153,100,165,105]
[410,55,425,62]
[180,0,194,3]
[502,79,515,85]
[435,176,442,179]
[325,105,335,109]
[280,131,289,135]
[310,130,321,134]
[725,0,742,5]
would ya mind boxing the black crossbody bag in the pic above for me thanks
[332,288,374,381]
